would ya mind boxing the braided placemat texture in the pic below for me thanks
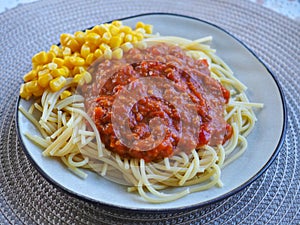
[0,0,299,224]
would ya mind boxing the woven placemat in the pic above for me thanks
[0,0,299,224]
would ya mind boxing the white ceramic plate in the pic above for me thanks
[16,13,286,211]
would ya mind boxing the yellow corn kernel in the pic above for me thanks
[25,80,41,93]
[134,41,147,50]
[103,48,112,60]
[102,32,112,43]
[69,56,85,66]
[81,71,92,83]
[51,68,62,77]
[38,68,49,76]
[109,25,120,36]
[110,36,123,49]
[33,65,43,72]
[124,34,133,42]
[62,47,72,56]
[32,62,39,70]
[32,88,44,97]
[94,49,103,58]
[62,66,70,76]
[120,42,133,52]
[50,45,59,52]
[144,24,153,34]
[60,90,72,99]
[72,66,86,75]
[135,28,146,35]
[85,29,93,34]
[97,24,109,35]
[67,38,80,52]
[38,73,53,88]
[85,42,98,53]
[62,56,71,67]
[20,84,32,100]
[80,44,90,58]
[47,62,57,70]
[85,53,96,65]
[60,34,80,52]
[23,70,37,82]
[60,33,71,46]
[52,67,69,78]
[135,21,145,29]
[85,33,101,46]
[119,32,125,39]
[53,58,64,67]
[120,26,132,34]
[112,48,123,60]
[90,25,101,35]
[32,51,48,64]
[47,51,56,62]
[73,52,81,57]
[74,31,86,45]
[99,43,110,52]
[132,36,138,43]
[49,76,66,92]
[112,20,122,27]
[73,73,85,86]
[50,45,62,57]
[135,32,144,41]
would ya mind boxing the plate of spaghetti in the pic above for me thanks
[16,13,286,210]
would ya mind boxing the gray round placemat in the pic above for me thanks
[0,0,299,224]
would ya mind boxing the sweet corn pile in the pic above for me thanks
[20,21,153,100]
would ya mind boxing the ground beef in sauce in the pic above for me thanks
[81,43,232,162]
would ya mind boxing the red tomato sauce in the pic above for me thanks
[82,43,232,162]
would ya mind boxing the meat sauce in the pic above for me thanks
[81,43,232,162]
